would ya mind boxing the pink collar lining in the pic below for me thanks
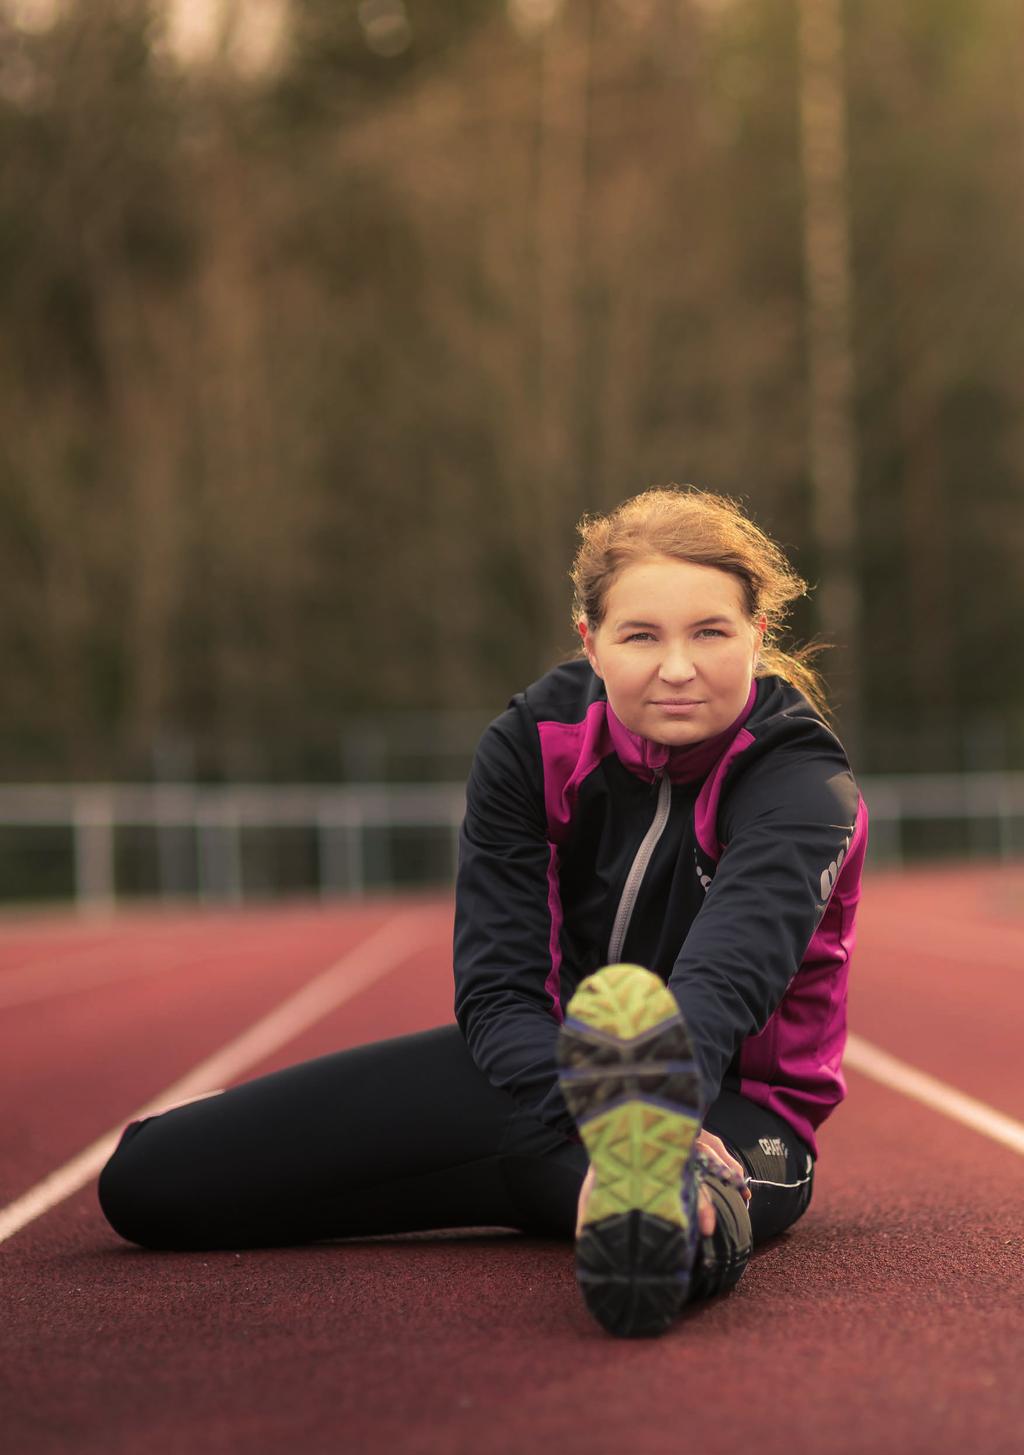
[604,681,758,784]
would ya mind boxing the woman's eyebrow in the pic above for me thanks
[614,615,732,631]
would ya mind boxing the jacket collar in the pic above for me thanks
[605,681,758,784]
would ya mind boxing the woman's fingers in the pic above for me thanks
[696,1128,755,1237]
[577,1131,750,1245]
[575,1164,596,1237]
[696,1130,752,1204]
[697,1180,716,1237]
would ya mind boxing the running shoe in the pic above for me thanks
[556,962,704,1337]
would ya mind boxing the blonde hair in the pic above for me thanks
[570,485,830,719]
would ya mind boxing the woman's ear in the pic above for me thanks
[578,619,603,679]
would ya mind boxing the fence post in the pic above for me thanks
[317,809,363,898]
[72,789,116,912]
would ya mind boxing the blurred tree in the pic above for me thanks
[0,0,192,776]
[848,0,1024,768]
[0,0,1021,788]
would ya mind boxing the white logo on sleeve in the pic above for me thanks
[819,831,851,902]
[695,859,712,894]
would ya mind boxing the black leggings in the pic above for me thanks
[98,1025,814,1300]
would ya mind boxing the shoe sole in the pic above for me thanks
[556,963,703,1337]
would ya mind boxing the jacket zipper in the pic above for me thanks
[606,771,672,963]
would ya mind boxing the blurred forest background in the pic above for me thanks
[2,0,1022,792]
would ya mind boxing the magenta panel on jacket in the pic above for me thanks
[739,795,869,1154]
[692,728,756,862]
[537,702,616,846]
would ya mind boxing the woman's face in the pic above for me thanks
[579,556,765,747]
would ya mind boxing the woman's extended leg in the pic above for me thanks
[554,965,815,1331]
[96,1018,811,1329]
[98,1025,588,1250]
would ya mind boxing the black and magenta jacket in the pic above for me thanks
[453,658,868,1156]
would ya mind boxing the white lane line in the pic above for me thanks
[845,1032,1024,1156]
[0,915,428,1246]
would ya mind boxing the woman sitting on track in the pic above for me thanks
[99,485,868,1338]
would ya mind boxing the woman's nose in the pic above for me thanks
[658,646,696,683]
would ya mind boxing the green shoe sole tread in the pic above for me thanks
[557,963,704,1337]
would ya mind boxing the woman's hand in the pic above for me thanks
[575,1163,596,1237]
[695,1130,751,1237]
[575,1130,750,1239]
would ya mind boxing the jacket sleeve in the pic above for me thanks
[667,737,862,1108]
[453,708,575,1137]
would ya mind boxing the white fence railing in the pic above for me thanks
[0,784,467,910]
[0,774,1021,910]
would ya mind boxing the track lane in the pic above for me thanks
[1,867,1022,1455]
[846,866,1024,1118]
[3,1063,1021,1455]
[0,901,450,1202]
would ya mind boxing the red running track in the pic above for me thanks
[1,866,1023,1455]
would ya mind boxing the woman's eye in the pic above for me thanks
[622,628,726,642]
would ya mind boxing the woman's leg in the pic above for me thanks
[98,1025,587,1250]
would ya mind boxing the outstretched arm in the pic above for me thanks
[668,740,864,1107]
[453,710,575,1136]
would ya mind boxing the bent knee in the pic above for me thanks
[98,1120,160,1246]
[97,1118,192,1249]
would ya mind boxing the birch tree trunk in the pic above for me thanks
[797,0,861,749]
